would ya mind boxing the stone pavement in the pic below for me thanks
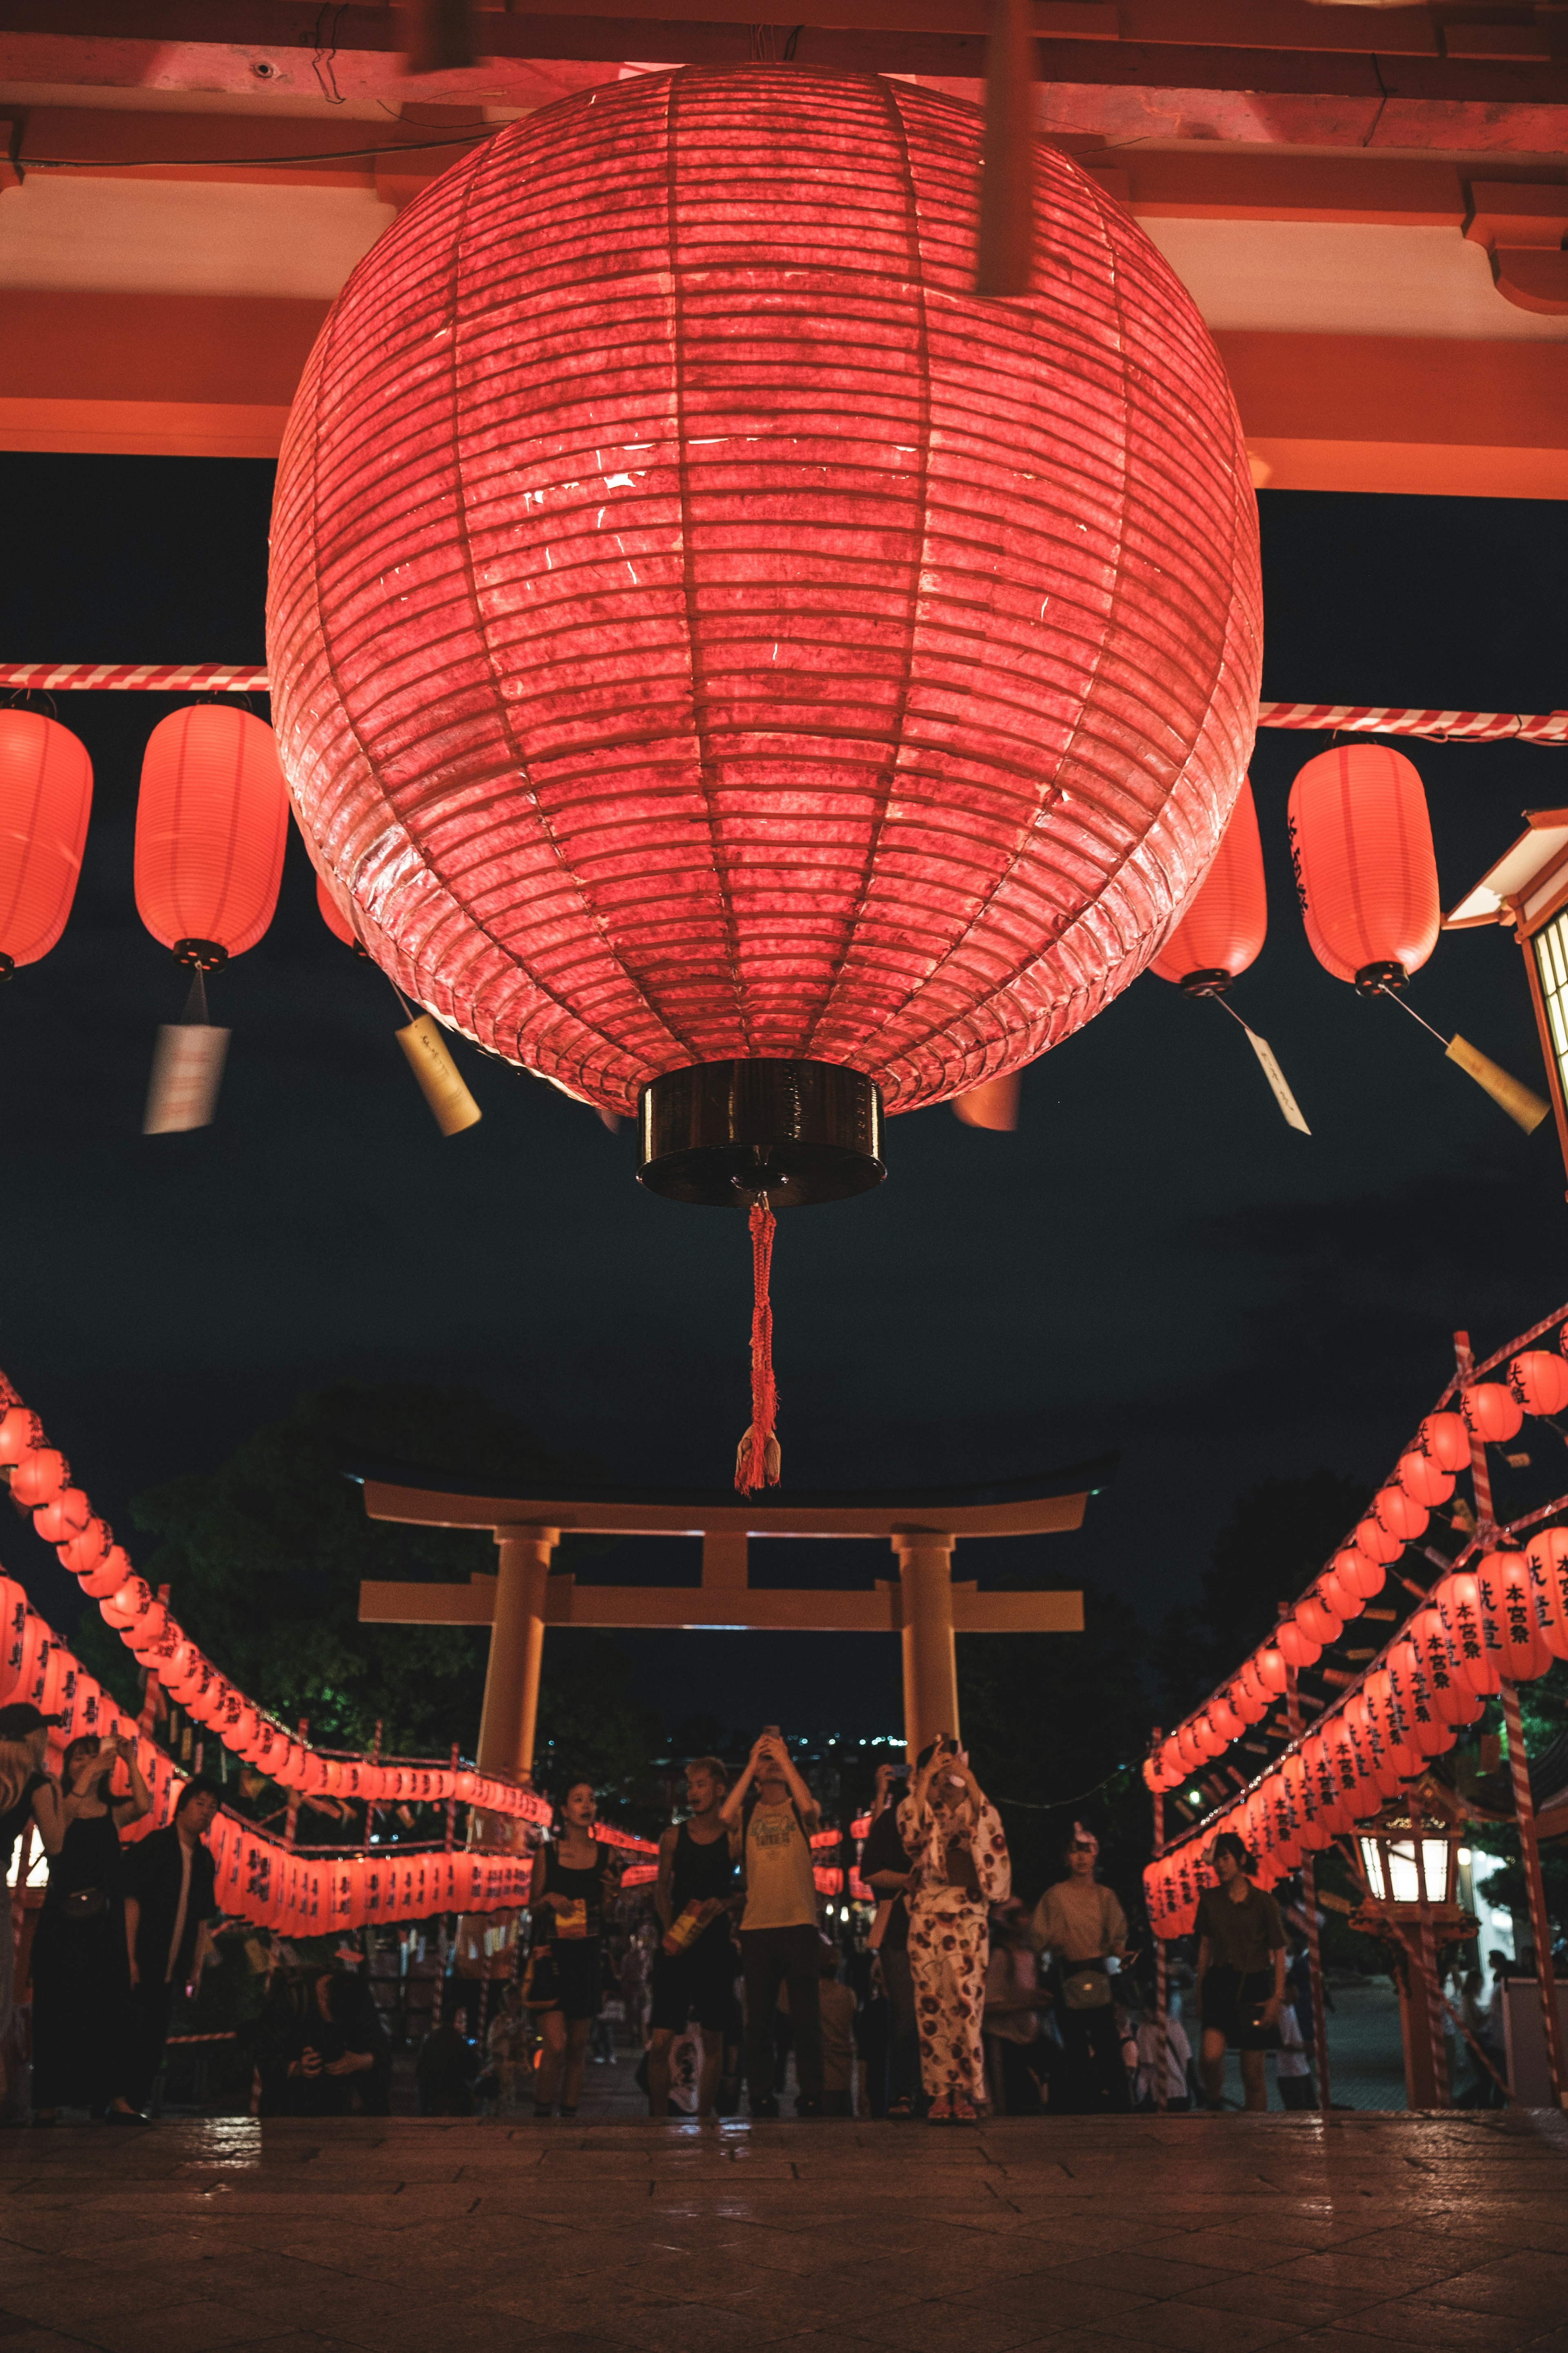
[2,2112,1566,2353]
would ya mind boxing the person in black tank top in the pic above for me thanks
[648,1756,738,2118]
[528,1778,618,2118]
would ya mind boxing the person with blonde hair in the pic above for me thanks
[0,1703,65,2099]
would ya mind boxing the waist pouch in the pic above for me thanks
[63,1887,108,1922]
[1062,1960,1112,2010]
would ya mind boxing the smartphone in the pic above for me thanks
[763,1724,781,1738]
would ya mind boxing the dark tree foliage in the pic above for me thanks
[1158,1469,1372,1721]
[70,1383,657,1798]
[958,1581,1149,1905]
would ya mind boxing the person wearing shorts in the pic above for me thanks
[649,1755,737,2118]
[528,1778,619,2118]
[1195,1830,1287,2112]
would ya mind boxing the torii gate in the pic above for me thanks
[356,1461,1107,1778]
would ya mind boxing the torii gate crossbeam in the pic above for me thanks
[355,1460,1110,1778]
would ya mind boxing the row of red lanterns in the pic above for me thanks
[1146,1526,1568,1935]
[1145,1336,1568,1794]
[0,1382,555,1827]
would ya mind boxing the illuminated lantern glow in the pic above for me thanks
[1479,1548,1542,1682]
[1287,742,1439,992]
[57,1520,111,1577]
[1294,1593,1343,1648]
[11,1447,67,1508]
[1256,1644,1289,1695]
[1317,1569,1361,1623]
[1397,1449,1454,1509]
[1508,1350,1568,1418]
[33,1487,91,1545]
[134,706,288,970]
[1368,1484,1428,1546]
[1365,1666,1421,1780]
[0,1406,42,1463]
[1437,1570,1499,1697]
[1276,1618,1321,1670]
[1332,1544,1386,1601]
[1231,1668,1268,1726]
[1418,1412,1471,1473]
[1149,775,1267,996]
[0,711,94,976]
[1461,1383,1524,1446]
[1347,1691,1401,1797]
[1354,1513,1405,1568]
[1208,1695,1243,1742]
[269,65,1262,1183]
[1526,1526,1568,1661]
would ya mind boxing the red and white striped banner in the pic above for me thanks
[6,668,1566,747]
[1256,701,1568,746]
[0,662,268,694]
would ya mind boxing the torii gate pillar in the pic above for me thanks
[477,1526,557,1780]
[894,1532,959,1761]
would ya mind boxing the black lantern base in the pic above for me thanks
[1355,959,1408,995]
[638,1059,885,1208]
[1178,968,1232,999]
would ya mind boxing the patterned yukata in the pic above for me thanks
[897,1788,1011,2103]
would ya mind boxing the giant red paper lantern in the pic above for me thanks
[1149,774,1267,995]
[0,711,93,976]
[1288,743,1439,991]
[135,706,288,971]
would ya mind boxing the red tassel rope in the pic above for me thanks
[735,1198,780,1495]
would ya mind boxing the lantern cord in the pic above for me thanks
[1376,986,1450,1048]
[183,969,209,1026]
[735,1197,781,1496]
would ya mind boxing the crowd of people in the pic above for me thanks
[5,1702,1321,2125]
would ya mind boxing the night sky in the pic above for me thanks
[1,456,1564,1736]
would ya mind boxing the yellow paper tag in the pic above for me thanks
[1238,1021,1311,1134]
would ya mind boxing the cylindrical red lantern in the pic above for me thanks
[134,706,288,971]
[1481,1548,1542,1683]
[1256,1644,1289,1695]
[11,1447,67,1508]
[1276,1618,1321,1670]
[1418,1411,1471,1473]
[1508,1351,1568,1419]
[0,1406,42,1464]
[1368,1483,1428,1546]
[0,711,94,976]
[1149,774,1266,996]
[1354,1513,1405,1568]
[1295,1592,1342,1648]
[1287,742,1438,992]
[1397,1448,1454,1509]
[1526,1526,1568,1662]
[1461,1383,1524,1446]
[33,1487,91,1546]
[1332,1544,1386,1601]
[1438,1570,1499,1697]
[269,67,1261,1187]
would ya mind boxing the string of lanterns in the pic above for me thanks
[1145,1317,1568,1799]
[1145,1327,1568,1934]
[0,1368,555,1827]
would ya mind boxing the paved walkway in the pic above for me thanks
[2,2110,1566,2353]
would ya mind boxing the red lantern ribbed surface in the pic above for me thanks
[1148,774,1266,988]
[0,712,93,970]
[1287,743,1439,988]
[134,707,289,960]
[268,68,1261,1116]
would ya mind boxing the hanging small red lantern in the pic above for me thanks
[0,1406,42,1463]
[1354,1513,1405,1568]
[1396,1448,1454,1508]
[1461,1383,1523,1446]
[1294,1590,1342,1648]
[1273,1617,1318,1670]
[1368,1483,1428,1546]
[1149,775,1267,995]
[1331,1543,1386,1601]
[1208,1694,1243,1742]
[1437,1570,1499,1697]
[1317,1567,1362,1623]
[1288,742,1438,992]
[135,706,288,973]
[1526,1526,1568,1661]
[0,710,94,978]
[32,1486,91,1546]
[1256,1643,1289,1694]
[1229,1672,1267,1726]
[1365,1666,1422,1780]
[1418,1411,1472,1472]
[1508,1350,1568,1418]
[1480,1548,1542,1682]
[1394,1635,1456,1756]
[269,65,1263,1490]
[11,1446,67,1508]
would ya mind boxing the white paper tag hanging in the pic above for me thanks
[1238,1019,1310,1134]
[143,1024,229,1135]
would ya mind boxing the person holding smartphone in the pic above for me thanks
[719,1728,824,2118]
[1194,1831,1287,2111]
[897,1736,1010,2125]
